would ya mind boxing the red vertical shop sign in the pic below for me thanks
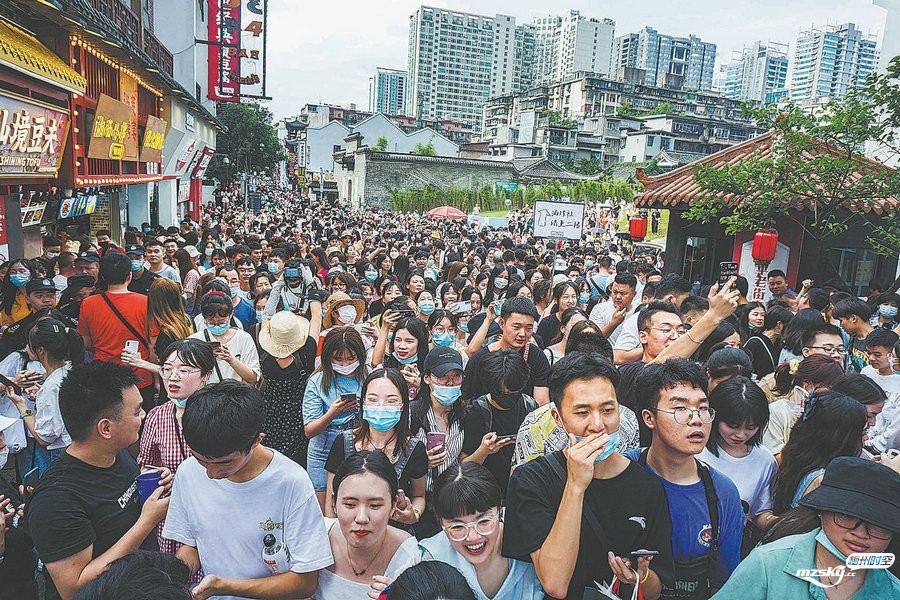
[207,0,241,101]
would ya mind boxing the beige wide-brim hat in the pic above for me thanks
[259,311,311,358]
[322,292,366,329]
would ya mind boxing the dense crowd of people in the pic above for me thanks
[0,191,898,600]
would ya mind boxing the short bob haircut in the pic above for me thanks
[432,462,503,522]
[479,347,530,395]
[548,351,619,409]
[706,376,770,456]
[331,450,399,506]
[182,380,264,458]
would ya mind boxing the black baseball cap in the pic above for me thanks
[124,244,145,256]
[75,251,100,264]
[423,346,464,378]
[25,278,57,294]
[65,274,96,290]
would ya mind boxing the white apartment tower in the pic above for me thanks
[407,6,535,130]
[790,23,879,105]
[368,68,408,116]
[532,10,615,85]
[722,41,789,103]
[613,27,717,90]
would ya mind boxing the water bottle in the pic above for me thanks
[262,534,292,574]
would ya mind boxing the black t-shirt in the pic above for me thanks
[744,335,778,379]
[503,453,675,600]
[128,268,160,296]
[325,434,428,494]
[535,313,562,348]
[462,395,533,494]
[25,450,158,600]
[462,344,550,402]
[259,338,317,380]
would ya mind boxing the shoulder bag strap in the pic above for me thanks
[546,452,615,552]
[342,430,355,458]
[696,459,719,550]
[203,329,225,382]
[394,437,417,479]
[100,293,151,350]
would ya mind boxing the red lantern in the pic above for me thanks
[751,230,778,263]
[629,215,648,241]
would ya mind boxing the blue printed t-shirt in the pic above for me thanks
[626,448,743,589]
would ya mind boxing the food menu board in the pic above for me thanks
[20,191,47,227]
[57,194,99,219]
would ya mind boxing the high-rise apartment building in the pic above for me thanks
[368,68,408,115]
[613,27,717,90]
[407,6,534,131]
[721,41,789,103]
[789,23,879,105]
[532,10,615,84]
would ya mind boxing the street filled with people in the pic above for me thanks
[0,191,898,600]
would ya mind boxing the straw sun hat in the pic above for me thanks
[258,311,311,358]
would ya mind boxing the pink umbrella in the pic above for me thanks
[426,206,468,220]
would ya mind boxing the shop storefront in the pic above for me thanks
[159,96,216,226]
[0,20,84,258]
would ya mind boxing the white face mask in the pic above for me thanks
[336,305,358,324]
[332,360,360,375]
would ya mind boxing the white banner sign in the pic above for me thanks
[533,200,585,240]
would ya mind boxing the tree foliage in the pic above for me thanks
[206,103,285,184]
[684,55,900,278]
[371,136,389,152]
[411,137,437,156]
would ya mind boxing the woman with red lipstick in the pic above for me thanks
[714,457,899,598]
[418,463,543,600]
[316,451,420,599]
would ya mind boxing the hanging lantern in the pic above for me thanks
[751,230,778,263]
[629,215,648,241]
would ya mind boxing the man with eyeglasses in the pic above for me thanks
[628,359,743,600]
[799,322,846,364]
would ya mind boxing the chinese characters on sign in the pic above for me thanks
[140,115,168,163]
[119,73,140,161]
[0,92,70,177]
[88,94,133,160]
[533,200,586,240]
[208,0,241,101]
[236,0,267,97]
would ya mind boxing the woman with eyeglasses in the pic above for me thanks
[714,457,899,599]
[324,369,427,532]
[771,391,868,515]
[316,450,421,600]
[418,463,542,600]
[138,339,214,556]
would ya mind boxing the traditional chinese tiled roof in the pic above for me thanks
[634,131,900,215]
[0,20,86,94]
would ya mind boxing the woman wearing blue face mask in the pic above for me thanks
[137,339,213,558]
[304,327,369,508]
[460,349,537,495]
[410,346,467,538]
[0,259,39,327]
[427,309,468,355]
[188,291,260,385]
[324,368,427,531]
[415,289,436,325]
[871,293,900,331]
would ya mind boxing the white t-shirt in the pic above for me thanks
[163,450,334,600]
[188,328,261,384]
[589,299,635,346]
[699,445,777,518]
[861,366,900,452]
[34,364,72,451]
[612,312,641,351]
[148,263,181,284]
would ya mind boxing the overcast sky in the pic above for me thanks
[264,0,888,121]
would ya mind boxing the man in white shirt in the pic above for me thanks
[613,274,692,365]
[163,381,332,600]
[860,329,900,452]
[589,273,637,345]
[144,239,181,284]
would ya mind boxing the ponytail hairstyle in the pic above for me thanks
[28,318,85,365]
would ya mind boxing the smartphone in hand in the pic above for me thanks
[426,431,446,452]
[718,262,738,288]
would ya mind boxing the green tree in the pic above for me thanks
[648,101,675,116]
[411,137,437,156]
[206,103,285,184]
[372,136,389,152]
[684,58,900,281]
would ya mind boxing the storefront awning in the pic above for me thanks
[0,20,87,95]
